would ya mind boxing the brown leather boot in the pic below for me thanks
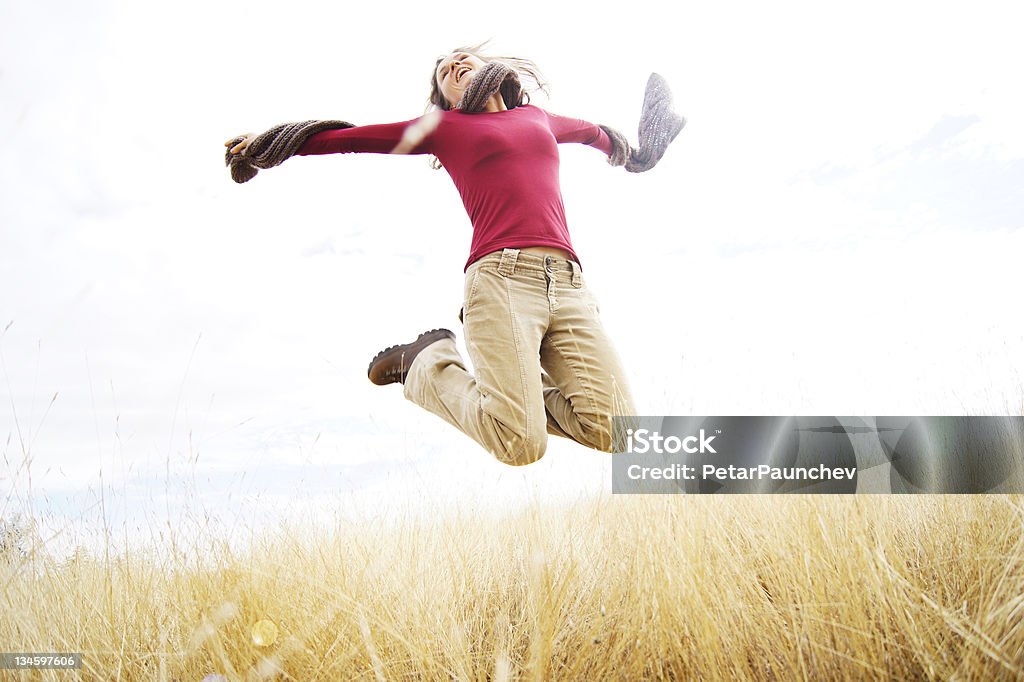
[367,328,455,386]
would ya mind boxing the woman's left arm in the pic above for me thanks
[541,109,614,157]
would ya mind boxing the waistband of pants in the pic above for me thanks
[472,248,581,281]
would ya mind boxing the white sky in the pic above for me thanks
[2,0,1023,557]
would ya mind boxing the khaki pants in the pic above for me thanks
[403,248,636,465]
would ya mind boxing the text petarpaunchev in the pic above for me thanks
[627,463,858,481]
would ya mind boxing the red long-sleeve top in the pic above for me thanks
[297,104,613,270]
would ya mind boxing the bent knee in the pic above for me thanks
[577,414,618,452]
[492,431,547,466]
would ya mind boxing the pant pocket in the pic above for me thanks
[462,267,484,319]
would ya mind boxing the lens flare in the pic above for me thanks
[251,619,279,647]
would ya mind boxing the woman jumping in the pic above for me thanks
[225,44,684,466]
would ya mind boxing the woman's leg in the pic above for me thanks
[539,259,636,452]
[402,250,551,466]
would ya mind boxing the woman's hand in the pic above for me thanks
[224,133,256,156]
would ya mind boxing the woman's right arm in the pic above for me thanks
[224,116,440,158]
[298,115,440,156]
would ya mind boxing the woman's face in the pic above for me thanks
[435,51,488,108]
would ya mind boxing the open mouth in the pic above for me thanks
[455,66,471,83]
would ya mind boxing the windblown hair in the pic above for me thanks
[427,40,550,112]
[425,40,550,169]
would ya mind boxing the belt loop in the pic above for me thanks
[498,248,519,277]
[570,260,582,288]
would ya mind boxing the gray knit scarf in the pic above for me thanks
[600,72,686,172]
[225,61,684,183]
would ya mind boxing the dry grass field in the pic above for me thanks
[3,495,1023,680]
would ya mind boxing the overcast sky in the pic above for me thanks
[2,0,1023,557]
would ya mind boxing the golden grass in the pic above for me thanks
[3,495,1023,680]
